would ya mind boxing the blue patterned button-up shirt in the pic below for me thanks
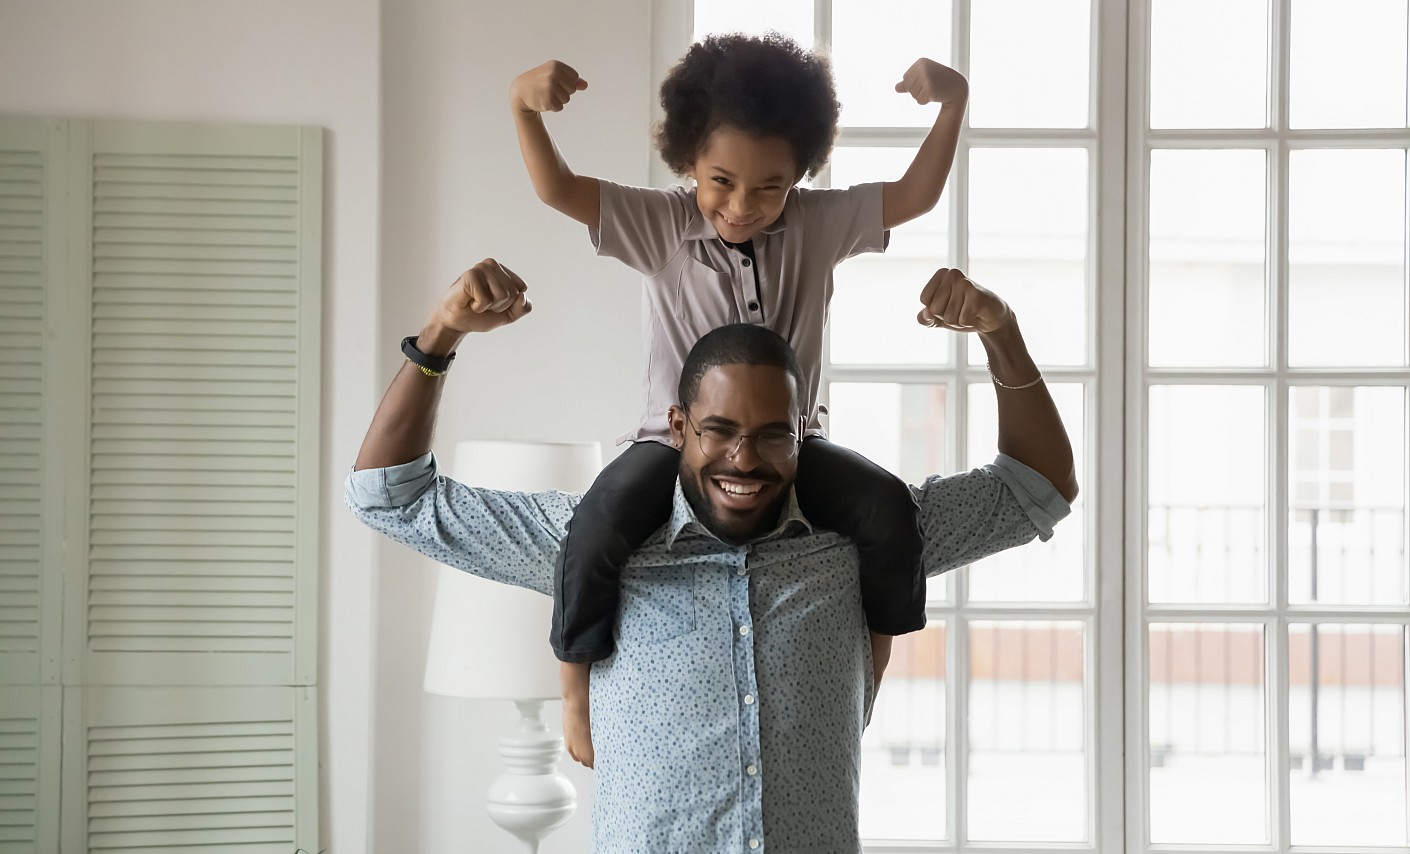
[345,452,1069,853]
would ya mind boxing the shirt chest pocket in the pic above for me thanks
[675,258,738,330]
[615,565,697,645]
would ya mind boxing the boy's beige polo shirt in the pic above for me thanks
[591,179,889,445]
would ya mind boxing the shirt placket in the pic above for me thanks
[729,545,765,851]
[725,245,765,325]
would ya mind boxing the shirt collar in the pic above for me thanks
[663,478,813,550]
[679,185,795,242]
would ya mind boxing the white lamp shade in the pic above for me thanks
[423,440,602,701]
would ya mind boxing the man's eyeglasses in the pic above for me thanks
[682,410,800,464]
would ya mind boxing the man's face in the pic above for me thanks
[685,127,801,244]
[669,363,805,545]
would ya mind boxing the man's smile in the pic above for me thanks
[708,472,777,512]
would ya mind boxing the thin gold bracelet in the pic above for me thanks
[988,363,1043,390]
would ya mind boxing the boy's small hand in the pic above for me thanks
[511,60,589,114]
[895,58,968,107]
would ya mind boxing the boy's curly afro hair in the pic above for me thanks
[655,32,840,181]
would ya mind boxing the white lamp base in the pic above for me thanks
[486,700,577,854]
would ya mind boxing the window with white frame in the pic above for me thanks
[1135,0,1409,850]
[658,1,1408,851]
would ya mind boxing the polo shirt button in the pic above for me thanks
[743,694,755,705]
[749,839,760,849]
[741,257,752,267]
[748,301,759,312]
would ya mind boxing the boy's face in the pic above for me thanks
[685,127,801,244]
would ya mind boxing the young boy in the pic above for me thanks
[509,33,968,768]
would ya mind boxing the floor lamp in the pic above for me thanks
[423,439,602,853]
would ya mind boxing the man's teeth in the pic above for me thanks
[717,481,763,496]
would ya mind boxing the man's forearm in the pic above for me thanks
[352,321,465,471]
[979,317,1079,502]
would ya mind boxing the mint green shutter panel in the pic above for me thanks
[75,120,321,689]
[0,117,65,854]
[62,686,318,853]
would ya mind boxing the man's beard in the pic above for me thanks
[678,460,791,545]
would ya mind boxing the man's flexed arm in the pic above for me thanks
[354,260,533,471]
[917,268,1079,502]
[510,61,602,228]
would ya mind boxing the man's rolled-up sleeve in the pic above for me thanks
[913,453,1072,579]
[344,452,577,596]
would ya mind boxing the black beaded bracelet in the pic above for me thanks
[401,335,456,377]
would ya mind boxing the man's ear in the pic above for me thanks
[667,405,687,450]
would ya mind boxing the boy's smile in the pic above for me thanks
[686,127,801,244]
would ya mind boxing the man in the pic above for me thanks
[346,259,1077,853]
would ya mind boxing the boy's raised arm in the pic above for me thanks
[882,58,969,230]
[510,60,603,229]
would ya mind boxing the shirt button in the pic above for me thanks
[747,301,760,312]
[741,257,752,267]
[736,567,747,576]
[749,839,760,849]
[743,694,755,705]
[746,764,758,776]
[739,625,750,636]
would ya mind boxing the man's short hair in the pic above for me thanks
[678,324,805,412]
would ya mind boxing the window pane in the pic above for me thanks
[1289,624,1408,846]
[969,621,1087,842]
[968,382,1086,603]
[1289,387,1408,606]
[1149,0,1268,128]
[1289,149,1407,367]
[834,0,951,128]
[967,148,1088,367]
[969,0,1090,128]
[693,0,813,44]
[1290,0,1409,128]
[1148,386,1267,604]
[1149,623,1268,844]
[1148,149,1267,367]
[827,382,947,485]
[830,147,952,365]
[861,623,948,842]
[827,382,950,603]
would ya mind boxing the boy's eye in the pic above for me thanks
[712,176,731,186]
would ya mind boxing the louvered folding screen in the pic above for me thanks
[0,118,65,854]
[72,121,320,688]
[0,116,320,853]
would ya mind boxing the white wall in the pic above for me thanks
[378,1,651,851]
[0,0,652,849]
[0,1,380,851]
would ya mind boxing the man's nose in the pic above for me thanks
[726,435,765,470]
